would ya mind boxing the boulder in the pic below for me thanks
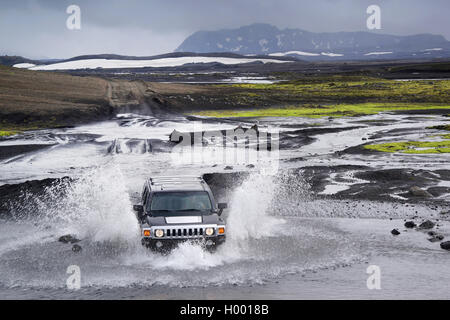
[72,244,82,253]
[428,235,444,243]
[58,234,80,244]
[419,220,435,229]
[440,241,450,250]
[391,229,401,236]
[409,186,433,198]
[404,221,416,228]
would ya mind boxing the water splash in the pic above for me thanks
[25,164,141,244]
[227,173,286,241]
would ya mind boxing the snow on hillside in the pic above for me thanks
[13,63,36,68]
[15,56,290,71]
[320,52,344,57]
[269,51,320,57]
[364,52,393,56]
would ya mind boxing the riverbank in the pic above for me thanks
[2,63,450,137]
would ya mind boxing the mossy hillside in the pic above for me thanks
[221,76,450,105]
[192,103,450,118]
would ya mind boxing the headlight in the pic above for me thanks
[155,229,164,238]
[205,227,214,236]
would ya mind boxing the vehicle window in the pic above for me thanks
[148,191,213,216]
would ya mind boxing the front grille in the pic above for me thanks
[164,227,205,238]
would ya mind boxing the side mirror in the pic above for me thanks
[218,203,227,209]
[133,205,146,219]
[218,203,227,216]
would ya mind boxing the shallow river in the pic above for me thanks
[0,112,449,299]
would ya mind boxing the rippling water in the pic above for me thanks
[1,112,449,299]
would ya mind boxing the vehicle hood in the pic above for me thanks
[145,214,221,226]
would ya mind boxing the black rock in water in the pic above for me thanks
[428,235,444,243]
[58,234,80,244]
[391,229,401,236]
[404,221,416,228]
[440,241,450,250]
[419,220,435,229]
[72,244,82,253]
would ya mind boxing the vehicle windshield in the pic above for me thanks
[148,191,213,216]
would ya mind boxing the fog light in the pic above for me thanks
[155,229,164,238]
[218,227,225,234]
[206,240,214,246]
[156,241,163,248]
[205,228,214,236]
[143,229,151,237]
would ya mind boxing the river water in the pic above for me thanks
[0,111,449,299]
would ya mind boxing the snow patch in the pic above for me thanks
[27,57,290,71]
[321,52,344,57]
[364,51,393,56]
[13,63,36,68]
[269,51,320,57]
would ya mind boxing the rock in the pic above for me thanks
[440,241,450,250]
[72,244,82,253]
[58,234,80,244]
[246,164,255,168]
[224,166,233,170]
[428,235,444,243]
[391,229,401,236]
[418,220,435,229]
[440,210,450,215]
[404,221,416,228]
[409,186,433,198]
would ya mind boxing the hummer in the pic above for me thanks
[133,176,227,252]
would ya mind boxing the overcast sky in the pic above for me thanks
[1,0,449,59]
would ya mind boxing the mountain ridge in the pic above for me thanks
[175,23,450,60]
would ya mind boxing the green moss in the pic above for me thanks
[364,140,450,154]
[0,130,19,137]
[218,77,450,105]
[191,103,450,118]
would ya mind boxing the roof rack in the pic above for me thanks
[149,176,203,184]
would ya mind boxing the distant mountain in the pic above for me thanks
[0,55,38,67]
[176,23,450,60]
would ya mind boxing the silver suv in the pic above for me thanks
[133,176,227,252]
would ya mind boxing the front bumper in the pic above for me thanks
[141,235,226,251]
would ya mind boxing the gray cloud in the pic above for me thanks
[1,0,449,59]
